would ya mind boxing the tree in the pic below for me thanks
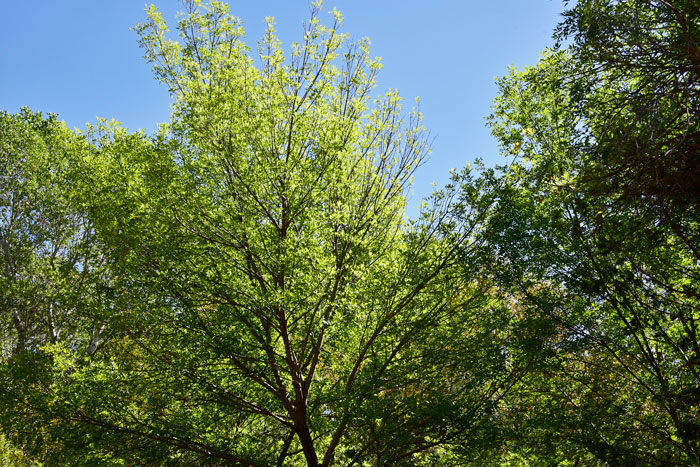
[0,108,112,464]
[0,109,106,356]
[557,0,700,210]
[0,2,524,465]
[477,1,700,463]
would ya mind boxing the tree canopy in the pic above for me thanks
[1,0,698,465]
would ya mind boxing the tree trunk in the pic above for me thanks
[87,322,106,356]
[12,309,27,355]
[47,302,59,344]
[296,422,319,467]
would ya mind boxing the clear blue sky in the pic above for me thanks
[1,1,564,209]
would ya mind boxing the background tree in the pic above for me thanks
[478,0,700,463]
[557,0,700,209]
[0,109,112,464]
[0,109,107,357]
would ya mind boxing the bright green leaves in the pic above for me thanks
[0,109,102,356]
[6,1,670,464]
[0,109,120,463]
[64,2,460,465]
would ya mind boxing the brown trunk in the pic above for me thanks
[296,422,319,467]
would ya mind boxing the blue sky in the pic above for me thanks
[1,1,564,209]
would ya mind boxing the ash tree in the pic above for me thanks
[0,2,523,465]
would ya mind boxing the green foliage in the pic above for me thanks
[556,0,700,209]
[477,0,700,464]
[0,433,41,466]
[1,2,518,465]
[0,108,110,358]
[0,109,115,465]
[3,1,698,465]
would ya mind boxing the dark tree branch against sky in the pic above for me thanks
[0,0,564,212]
